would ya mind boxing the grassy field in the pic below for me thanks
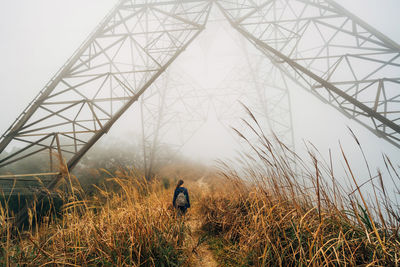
[0,114,399,266]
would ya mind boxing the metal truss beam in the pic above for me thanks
[0,0,211,179]
[216,0,400,147]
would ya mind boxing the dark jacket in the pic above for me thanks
[172,186,190,208]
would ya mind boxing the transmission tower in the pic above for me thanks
[0,0,399,225]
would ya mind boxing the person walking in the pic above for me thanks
[172,179,190,215]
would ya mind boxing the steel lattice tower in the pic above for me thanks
[139,68,208,179]
[0,0,399,224]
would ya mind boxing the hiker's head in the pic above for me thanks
[176,179,184,189]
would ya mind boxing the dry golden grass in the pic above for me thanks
[199,180,400,266]
[0,168,195,266]
[197,109,400,266]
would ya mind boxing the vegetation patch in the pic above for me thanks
[0,173,192,266]
[206,236,254,267]
[196,111,400,266]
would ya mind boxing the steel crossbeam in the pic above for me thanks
[216,0,400,147]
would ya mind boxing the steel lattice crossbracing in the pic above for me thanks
[139,68,208,178]
[0,0,212,185]
[216,0,400,147]
[241,44,295,150]
[1,0,400,192]
[209,53,296,151]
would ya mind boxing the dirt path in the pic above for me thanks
[187,175,218,267]
[187,216,218,267]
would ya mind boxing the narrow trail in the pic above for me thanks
[187,175,218,267]
[188,216,218,267]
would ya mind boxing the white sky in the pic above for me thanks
[0,0,399,188]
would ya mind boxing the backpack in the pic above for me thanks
[176,192,187,207]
